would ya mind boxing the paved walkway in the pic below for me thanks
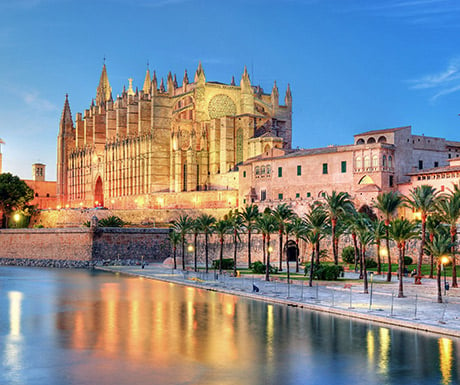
[97,263,460,338]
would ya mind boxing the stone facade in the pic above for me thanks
[57,64,292,211]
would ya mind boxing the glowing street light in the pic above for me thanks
[13,213,20,228]
[441,256,450,295]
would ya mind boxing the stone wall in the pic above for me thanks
[0,227,171,267]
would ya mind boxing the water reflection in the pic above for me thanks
[0,267,459,385]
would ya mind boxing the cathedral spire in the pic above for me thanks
[143,67,151,94]
[60,94,73,131]
[194,62,205,83]
[240,65,251,93]
[173,74,178,88]
[96,64,112,105]
[271,81,279,108]
[231,76,235,86]
[183,69,189,86]
[285,83,292,107]
[159,78,165,93]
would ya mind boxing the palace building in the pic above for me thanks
[57,63,292,209]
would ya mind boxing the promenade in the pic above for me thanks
[97,263,460,338]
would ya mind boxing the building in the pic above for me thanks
[57,63,292,210]
[24,163,58,210]
[239,126,460,214]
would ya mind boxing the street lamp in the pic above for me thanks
[369,272,374,310]
[13,213,20,228]
[441,256,450,295]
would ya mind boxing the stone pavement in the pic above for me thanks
[97,263,460,338]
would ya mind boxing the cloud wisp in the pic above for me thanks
[409,58,460,101]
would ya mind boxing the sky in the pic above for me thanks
[0,0,459,180]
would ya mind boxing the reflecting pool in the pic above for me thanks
[0,267,458,385]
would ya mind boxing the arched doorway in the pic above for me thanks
[284,240,299,262]
[94,176,104,207]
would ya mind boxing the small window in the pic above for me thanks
[321,192,326,197]
[243,199,246,204]
[35,193,39,197]
[278,193,283,200]
[341,161,346,173]
[418,160,423,170]
[255,166,260,175]
[297,165,302,176]
[441,185,445,192]
[261,190,266,201]
[296,193,300,198]
[388,156,393,168]
[267,165,271,174]
[46,193,50,197]
[383,155,387,167]
[389,175,394,187]
[322,163,328,174]
[434,161,439,168]
[449,154,452,159]
[278,167,283,177]
[306,192,311,198]
[243,171,246,178]
[261,166,266,175]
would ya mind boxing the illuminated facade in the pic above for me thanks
[57,64,292,209]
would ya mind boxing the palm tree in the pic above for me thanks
[214,218,232,274]
[191,218,200,272]
[374,191,403,282]
[436,193,460,288]
[227,209,243,277]
[256,213,277,281]
[324,191,354,265]
[426,215,444,278]
[404,185,440,284]
[370,219,386,274]
[272,203,295,271]
[343,209,363,275]
[290,216,308,272]
[195,213,216,273]
[388,218,419,298]
[356,222,374,294]
[171,214,194,270]
[304,204,327,285]
[168,230,181,270]
[425,230,453,303]
[240,204,260,268]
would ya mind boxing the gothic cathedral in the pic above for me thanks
[57,63,292,209]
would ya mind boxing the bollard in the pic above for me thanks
[331,289,335,307]
[390,292,394,317]
[301,281,304,301]
[349,286,353,309]
[369,281,374,311]
[274,280,277,295]
[316,283,319,301]
[287,282,291,299]
[414,294,418,320]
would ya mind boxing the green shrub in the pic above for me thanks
[98,216,125,227]
[342,246,356,264]
[305,264,344,280]
[250,261,278,274]
[365,258,377,268]
[33,224,44,228]
[212,258,234,270]
[404,256,413,266]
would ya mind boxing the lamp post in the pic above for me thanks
[13,213,20,228]
[369,272,374,310]
[441,256,449,296]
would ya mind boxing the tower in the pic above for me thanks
[32,163,46,182]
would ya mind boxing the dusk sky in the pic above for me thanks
[1,0,459,180]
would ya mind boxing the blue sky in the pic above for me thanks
[1,0,459,179]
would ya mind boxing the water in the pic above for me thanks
[0,267,458,385]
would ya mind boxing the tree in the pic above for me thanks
[191,218,200,272]
[436,193,460,288]
[324,191,354,265]
[404,185,440,284]
[240,204,260,268]
[168,230,181,270]
[304,204,327,286]
[256,213,277,281]
[425,230,453,303]
[373,191,403,282]
[355,214,373,293]
[214,218,232,274]
[272,203,295,271]
[195,213,216,273]
[98,215,125,227]
[171,214,194,271]
[426,215,444,278]
[226,209,243,277]
[0,173,34,228]
[370,219,386,274]
[388,218,419,298]
[290,215,308,273]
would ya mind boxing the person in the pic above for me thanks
[410,269,416,277]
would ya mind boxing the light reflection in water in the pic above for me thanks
[439,338,453,385]
[4,291,24,385]
[378,327,390,377]
[367,329,375,367]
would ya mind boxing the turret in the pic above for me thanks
[57,94,74,205]
[151,71,158,95]
[127,78,135,96]
[285,83,292,109]
[159,78,165,93]
[271,81,279,111]
[95,64,112,105]
[167,72,174,95]
[143,67,151,94]
[240,66,251,93]
[194,62,206,84]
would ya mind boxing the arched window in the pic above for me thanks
[388,156,393,168]
[261,166,266,175]
[355,157,362,169]
[356,139,365,145]
[378,136,387,143]
[372,155,378,168]
[264,144,271,153]
[255,166,260,175]
[383,155,387,167]
[367,137,376,144]
[267,165,271,174]
[364,156,370,169]
[359,175,374,185]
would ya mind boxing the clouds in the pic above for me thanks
[409,58,460,101]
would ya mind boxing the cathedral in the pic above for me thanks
[57,63,292,209]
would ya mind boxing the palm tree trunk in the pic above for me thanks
[359,244,363,280]
[262,233,266,265]
[309,245,315,287]
[398,245,404,298]
[205,232,209,273]
[265,235,271,282]
[315,240,320,265]
[429,254,434,279]
[233,230,237,277]
[182,236,186,270]
[415,218,426,284]
[173,246,177,269]
[247,229,252,269]
[194,232,198,272]
[352,233,359,272]
[451,228,458,288]
[332,220,338,265]
[437,262,443,303]
[278,229,283,271]
[219,237,224,275]
[295,237,300,273]
[376,240,381,274]
[362,245,368,294]
[286,234,290,286]
[386,228,392,282]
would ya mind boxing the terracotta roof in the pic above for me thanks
[354,126,410,137]
[407,165,460,176]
